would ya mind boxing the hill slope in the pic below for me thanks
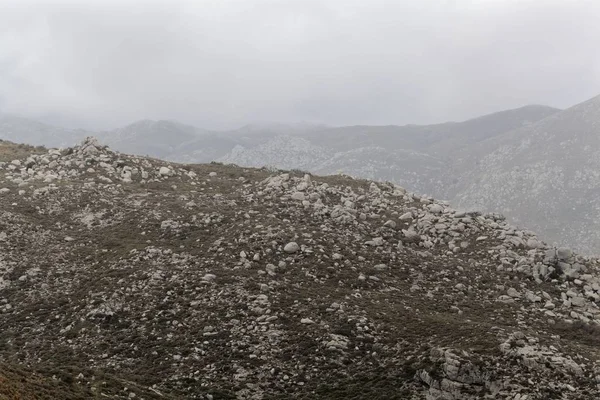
[450,95,600,254]
[0,138,599,399]
[301,104,560,155]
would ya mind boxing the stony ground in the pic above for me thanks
[1,138,600,399]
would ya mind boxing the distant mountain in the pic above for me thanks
[314,146,446,194]
[100,119,205,156]
[99,120,233,162]
[217,105,560,196]
[0,105,559,170]
[167,133,240,164]
[227,122,328,138]
[292,105,560,155]
[219,135,330,171]
[425,104,561,156]
[0,117,239,163]
[0,114,88,148]
[450,95,600,254]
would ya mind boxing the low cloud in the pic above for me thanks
[1,0,599,129]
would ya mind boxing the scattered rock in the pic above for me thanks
[0,137,597,399]
[284,242,300,253]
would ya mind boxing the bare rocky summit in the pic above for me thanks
[1,138,600,399]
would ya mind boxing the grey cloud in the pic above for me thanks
[1,0,599,130]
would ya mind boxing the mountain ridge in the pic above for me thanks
[449,93,600,255]
[6,101,599,255]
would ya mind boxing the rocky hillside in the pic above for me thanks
[450,94,600,255]
[1,138,600,399]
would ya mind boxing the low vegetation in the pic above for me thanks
[0,138,599,399]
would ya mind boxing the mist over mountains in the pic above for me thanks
[3,96,600,255]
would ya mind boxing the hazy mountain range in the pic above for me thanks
[450,95,600,257]
[4,96,600,255]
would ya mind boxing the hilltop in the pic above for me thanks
[0,138,600,399]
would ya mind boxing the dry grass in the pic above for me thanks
[1,141,599,399]
[553,320,600,347]
[0,140,46,162]
[0,364,88,400]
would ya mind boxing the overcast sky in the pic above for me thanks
[1,0,600,130]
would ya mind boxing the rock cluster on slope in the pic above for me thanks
[0,138,599,399]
